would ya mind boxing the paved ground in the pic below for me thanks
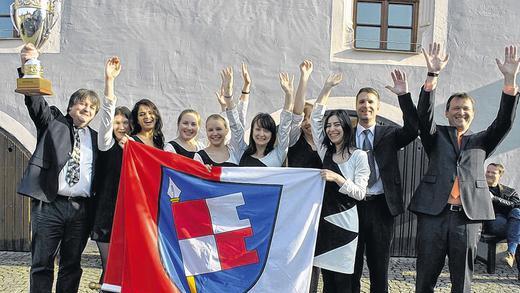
[1,241,518,292]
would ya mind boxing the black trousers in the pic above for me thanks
[30,196,91,293]
[352,196,394,293]
[415,207,482,293]
[321,269,354,293]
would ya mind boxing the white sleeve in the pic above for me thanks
[338,150,370,200]
[263,109,293,166]
[226,106,248,159]
[97,97,117,151]
[288,113,303,147]
[237,99,249,127]
[164,142,177,153]
[311,103,328,161]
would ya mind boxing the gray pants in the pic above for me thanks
[415,206,482,293]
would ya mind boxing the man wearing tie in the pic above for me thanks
[411,43,519,292]
[16,44,100,293]
[352,70,419,293]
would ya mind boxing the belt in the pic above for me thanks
[56,194,88,201]
[447,204,463,212]
[364,193,384,201]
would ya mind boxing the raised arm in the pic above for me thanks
[222,67,248,156]
[98,56,122,151]
[385,69,419,148]
[483,45,520,155]
[20,44,59,132]
[417,43,449,145]
[311,74,343,160]
[238,63,251,126]
[268,72,295,164]
[289,60,313,146]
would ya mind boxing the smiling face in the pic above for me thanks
[301,104,313,138]
[325,115,344,147]
[356,91,380,127]
[252,121,273,148]
[68,97,98,128]
[137,105,156,132]
[178,112,200,141]
[206,116,228,146]
[113,114,130,141]
[485,164,502,187]
[445,97,474,132]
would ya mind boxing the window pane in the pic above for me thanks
[388,4,413,27]
[0,0,12,14]
[387,28,412,51]
[355,26,381,49]
[356,2,381,25]
[0,17,15,38]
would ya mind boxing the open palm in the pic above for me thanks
[422,43,449,73]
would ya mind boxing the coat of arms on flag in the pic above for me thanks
[102,141,325,293]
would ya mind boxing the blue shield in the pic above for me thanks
[157,167,283,293]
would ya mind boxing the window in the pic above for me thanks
[354,0,419,52]
[0,0,19,39]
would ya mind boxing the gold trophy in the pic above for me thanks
[10,0,61,96]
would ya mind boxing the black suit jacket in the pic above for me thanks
[355,93,419,216]
[410,87,519,220]
[17,91,98,203]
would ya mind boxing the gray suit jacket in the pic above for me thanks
[409,87,519,220]
[17,94,98,203]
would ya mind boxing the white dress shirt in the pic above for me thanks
[355,124,384,195]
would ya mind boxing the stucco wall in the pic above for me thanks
[0,0,519,185]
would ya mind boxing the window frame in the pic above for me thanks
[353,0,419,52]
[0,1,19,39]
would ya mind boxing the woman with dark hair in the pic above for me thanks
[311,74,370,292]
[129,99,165,149]
[221,66,296,167]
[164,109,205,158]
[90,57,131,290]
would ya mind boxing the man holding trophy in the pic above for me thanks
[13,1,101,293]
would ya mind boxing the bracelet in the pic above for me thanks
[241,91,250,95]
[224,95,233,99]
[427,72,439,77]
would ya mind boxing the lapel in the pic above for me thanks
[65,114,75,152]
[447,127,460,155]
[373,125,384,149]
[89,126,98,164]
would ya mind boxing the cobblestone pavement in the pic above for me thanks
[1,241,518,292]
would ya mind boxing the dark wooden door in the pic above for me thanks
[0,127,31,251]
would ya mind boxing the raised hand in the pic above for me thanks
[324,73,343,89]
[279,72,294,95]
[496,46,520,81]
[241,63,251,86]
[215,86,226,111]
[385,69,408,95]
[105,56,121,80]
[300,60,313,79]
[20,43,39,66]
[220,66,233,97]
[422,43,449,74]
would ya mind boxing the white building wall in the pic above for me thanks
[0,0,519,185]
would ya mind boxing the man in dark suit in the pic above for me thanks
[411,43,519,293]
[485,163,520,275]
[352,70,419,293]
[16,44,100,293]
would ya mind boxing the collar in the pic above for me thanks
[356,124,376,138]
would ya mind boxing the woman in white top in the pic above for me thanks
[311,73,370,292]
[221,66,297,167]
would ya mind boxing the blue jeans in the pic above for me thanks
[486,208,520,255]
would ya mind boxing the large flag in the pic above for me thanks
[102,141,325,293]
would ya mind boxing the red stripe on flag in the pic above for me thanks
[173,200,214,240]
[214,227,259,270]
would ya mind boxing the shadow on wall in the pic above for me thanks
[432,78,520,156]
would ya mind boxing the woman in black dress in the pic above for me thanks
[128,99,165,149]
[91,57,131,289]
[193,114,239,166]
[164,109,205,158]
[311,74,370,293]
[220,66,296,167]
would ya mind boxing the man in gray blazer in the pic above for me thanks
[411,43,519,293]
[16,44,100,293]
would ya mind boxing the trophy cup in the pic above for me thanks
[10,0,61,96]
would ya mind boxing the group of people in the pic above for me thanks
[15,41,519,293]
